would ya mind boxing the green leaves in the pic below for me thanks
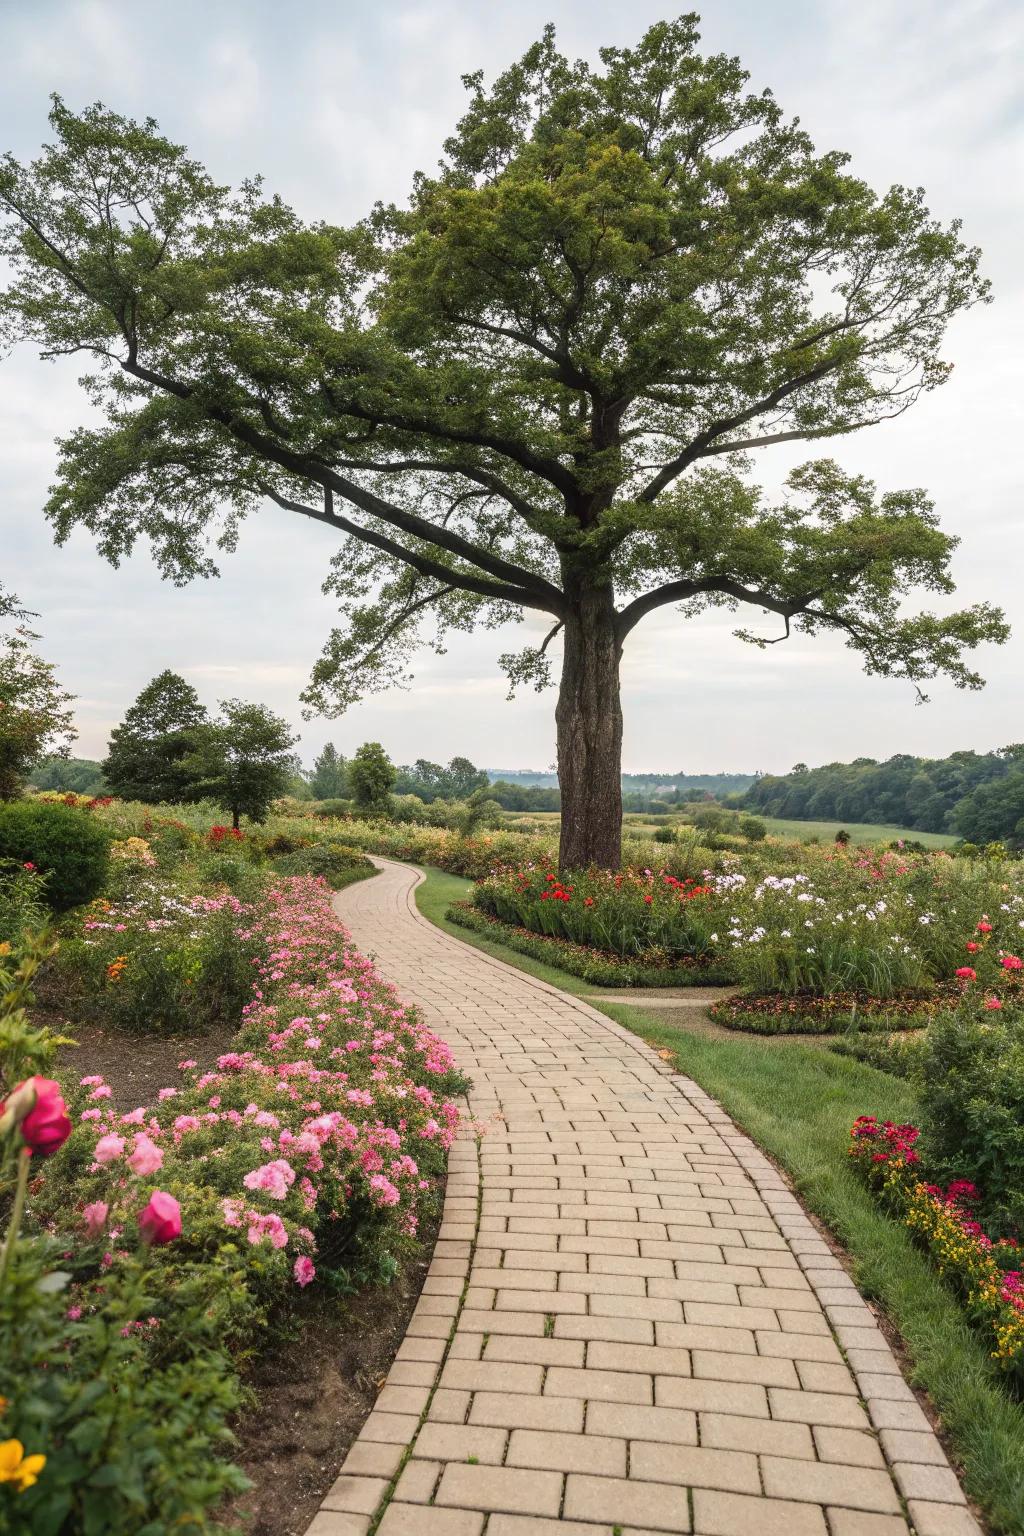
[0,20,1005,737]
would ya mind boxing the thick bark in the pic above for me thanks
[556,583,623,871]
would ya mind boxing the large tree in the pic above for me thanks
[103,669,208,803]
[187,699,298,828]
[0,19,1008,868]
[0,610,77,800]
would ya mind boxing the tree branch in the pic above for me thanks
[119,355,565,606]
[637,358,842,502]
[258,483,563,615]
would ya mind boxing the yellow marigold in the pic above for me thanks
[0,1439,46,1492]
[106,956,128,982]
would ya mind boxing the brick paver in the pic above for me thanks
[303,859,978,1535]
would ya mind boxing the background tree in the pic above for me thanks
[0,19,1008,867]
[29,757,107,795]
[953,768,1024,850]
[348,742,396,817]
[310,742,348,800]
[187,700,297,828]
[0,614,77,800]
[102,670,208,803]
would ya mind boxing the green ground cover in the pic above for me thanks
[759,817,958,848]
[413,862,1024,1535]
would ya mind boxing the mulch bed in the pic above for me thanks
[225,1202,440,1536]
[46,1009,443,1535]
[51,1011,239,1107]
[710,984,959,1035]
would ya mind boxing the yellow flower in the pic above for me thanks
[0,1439,46,1491]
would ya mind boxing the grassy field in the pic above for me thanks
[502,809,958,848]
[412,862,1024,1534]
[759,816,957,848]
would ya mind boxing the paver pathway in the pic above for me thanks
[306,860,978,1536]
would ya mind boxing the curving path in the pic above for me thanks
[305,860,978,1536]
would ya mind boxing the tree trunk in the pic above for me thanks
[556,583,623,872]
[231,805,241,831]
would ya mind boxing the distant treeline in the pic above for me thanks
[485,769,756,811]
[735,746,1024,844]
[29,757,108,795]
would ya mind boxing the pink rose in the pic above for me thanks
[127,1133,164,1176]
[138,1191,181,1245]
[1,1077,72,1158]
[82,1200,109,1237]
[94,1133,126,1164]
[293,1255,316,1287]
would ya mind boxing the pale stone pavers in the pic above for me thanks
[302,859,977,1536]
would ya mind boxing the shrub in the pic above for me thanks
[47,885,263,1036]
[913,1007,1024,1236]
[653,826,676,844]
[739,815,767,842]
[312,798,353,818]
[270,842,374,889]
[0,801,109,910]
[0,863,49,948]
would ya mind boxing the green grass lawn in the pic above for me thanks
[502,810,958,848]
[412,862,1024,1534]
[759,816,958,848]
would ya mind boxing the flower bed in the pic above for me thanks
[445,900,733,986]
[470,851,1024,1008]
[1,874,465,1533]
[710,987,952,1035]
[849,1118,1024,1378]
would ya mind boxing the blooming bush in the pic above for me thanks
[1,872,465,1531]
[849,1117,1024,1377]
[473,860,723,967]
[47,878,262,1035]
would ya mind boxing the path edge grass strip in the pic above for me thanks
[413,861,1024,1536]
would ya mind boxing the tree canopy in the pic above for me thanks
[0,16,1007,866]
[102,669,208,803]
[0,614,77,800]
[187,699,298,827]
[739,743,1024,833]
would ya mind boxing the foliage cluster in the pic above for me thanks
[103,671,297,827]
[0,801,110,911]
[0,862,464,1532]
[739,744,1024,843]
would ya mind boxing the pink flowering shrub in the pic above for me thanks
[40,876,465,1317]
[3,871,465,1531]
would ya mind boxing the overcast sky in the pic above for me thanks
[1,0,1021,774]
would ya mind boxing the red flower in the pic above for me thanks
[977,921,993,933]
[22,861,35,872]
[955,967,977,980]
[1,1077,72,1158]
[965,941,980,953]
[138,1190,182,1245]
[1000,955,1023,972]
[985,997,1003,1011]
